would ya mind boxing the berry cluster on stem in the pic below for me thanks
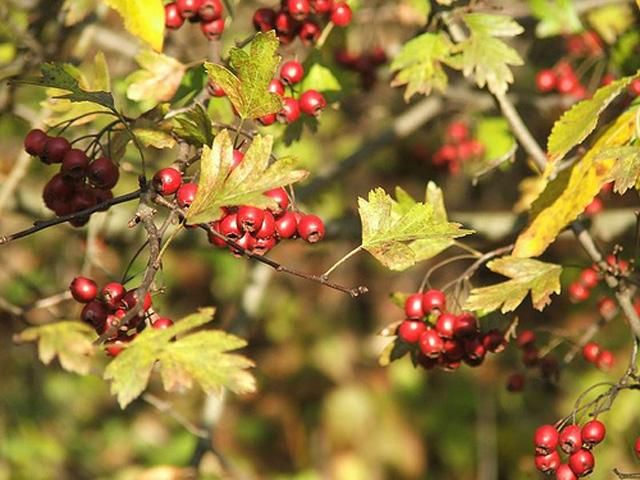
[432,121,485,175]
[165,0,226,41]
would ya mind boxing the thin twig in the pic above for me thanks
[142,393,209,438]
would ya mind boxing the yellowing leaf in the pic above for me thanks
[587,4,634,44]
[513,176,547,214]
[103,308,255,408]
[15,321,96,375]
[464,256,561,315]
[599,146,640,194]
[529,0,582,37]
[514,109,636,258]
[126,50,186,104]
[104,0,165,52]
[547,76,635,166]
[187,130,308,224]
[390,32,455,100]
[204,31,282,119]
[358,185,473,271]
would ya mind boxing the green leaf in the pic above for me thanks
[170,103,213,146]
[300,63,341,93]
[476,116,516,161]
[464,256,562,315]
[15,322,96,375]
[529,0,582,37]
[599,146,640,194]
[171,64,208,107]
[187,130,308,224]
[126,50,186,104]
[390,32,455,100]
[378,340,411,367]
[587,4,634,44]
[204,31,282,119]
[103,308,255,408]
[547,75,636,166]
[358,185,473,271]
[133,126,176,149]
[455,14,524,95]
[103,0,165,52]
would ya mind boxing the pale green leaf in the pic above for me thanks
[15,322,96,375]
[464,256,562,315]
[587,4,634,44]
[126,50,186,104]
[133,126,176,149]
[599,146,640,194]
[204,31,282,119]
[358,186,473,271]
[390,32,455,100]
[300,63,341,93]
[529,0,582,37]
[187,130,308,224]
[103,0,165,52]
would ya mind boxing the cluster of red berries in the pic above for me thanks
[581,341,615,371]
[564,31,604,58]
[165,0,225,41]
[24,129,119,227]
[396,289,507,371]
[334,46,387,90]
[151,165,325,255]
[533,420,606,478]
[569,255,631,303]
[69,276,173,356]
[253,0,352,46]
[535,62,587,99]
[432,121,485,174]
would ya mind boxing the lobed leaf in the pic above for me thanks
[599,146,640,194]
[126,50,186,104]
[170,103,214,146]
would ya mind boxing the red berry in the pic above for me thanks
[278,97,301,123]
[419,328,444,358]
[275,211,298,239]
[232,231,255,254]
[207,81,225,97]
[253,8,276,32]
[122,290,152,313]
[635,437,640,459]
[534,451,561,474]
[287,0,310,20]
[404,293,424,319]
[105,340,127,357]
[268,79,285,96]
[582,342,600,363]
[442,339,464,362]
[311,0,333,14]
[560,425,583,454]
[583,197,603,216]
[557,74,578,94]
[24,128,49,156]
[70,276,98,303]
[101,282,126,309]
[521,345,539,367]
[219,213,241,239]
[43,136,71,164]
[435,312,456,339]
[422,289,446,313]
[297,214,325,243]
[81,300,109,328]
[629,78,640,96]
[534,424,560,455]
[330,1,352,26]
[606,254,630,274]
[568,449,594,477]
[258,113,277,126]
[198,0,223,22]
[433,144,457,165]
[299,89,327,116]
[43,173,74,209]
[176,182,198,209]
[201,17,225,40]
[152,317,174,329]
[87,157,119,189]
[280,60,305,85]
[255,210,276,239]
[597,296,616,318]
[579,267,599,288]
[482,329,506,353]
[175,0,202,18]
[445,121,469,144]
[569,282,590,303]
[165,2,185,28]
[264,187,290,213]
[61,149,89,180]
[596,349,615,371]
[454,312,478,338]
[463,336,486,362]
[581,420,606,448]
[275,11,298,36]
[237,206,265,233]
[398,320,426,344]
[517,329,536,348]
[208,221,228,247]
[253,236,277,255]
[556,464,578,480]
[536,69,557,93]
[506,372,525,392]
[153,168,183,195]
[299,20,321,45]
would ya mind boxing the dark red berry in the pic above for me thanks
[534,451,561,474]
[422,289,446,313]
[581,419,606,447]
[398,320,426,343]
[463,336,486,361]
[404,293,424,319]
[330,1,352,26]
[43,173,75,209]
[219,213,241,239]
[87,157,119,189]
[419,328,444,358]
[521,345,539,367]
[482,329,505,353]
[435,312,456,338]
[165,2,185,28]
[24,128,49,156]
[264,187,290,213]
[534,425,560,455]
[517,329,536,348]
[61,149,89,180]
[201,17,225,40]
[596,350,615,371]
[454,312,477,338]
[310,0,333,14]
[208,221,228,247]
[275,11,298,36]
[198,0,223,21]
[560,425,583,454]
[287,0,310,20]
[253,8,276,32]
[568,449,594,477]
[81,300,109,327]
[275,211,298,239]
[101,282,125,309]
[70,276,98,303]
[297,214,325,243]
[176,0,202,18]
[299,20,321,45]
[569,282,590,303]
[536,69,557,93]
[280,60,305,85]
[153,168,183,195]
[255,210,276,239]
[268,79,285,96]
[152,317,174,329]
[43,136,71,164]
[506,372,525,392]
[442,339,464,362]
[176,183,198,208]
[556,464,578,480]
[122,290,152,313]
[71,186,97,213]
[299,89,327,116]
[237,206,265,233]
[582,342,600,363]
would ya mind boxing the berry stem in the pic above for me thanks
[322,245,363,278]
[315,21,334,49]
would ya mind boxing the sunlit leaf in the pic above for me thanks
[104,0,165,52]
[300,63,341,93]
[599,146,640,194]
[170,103,213,146]
[126,50,186,104]
[587,4,634,44]
[529,0,582,37]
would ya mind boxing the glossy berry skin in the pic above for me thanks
[330,1,352,26]
[87,157,119,189]
[568,449,594,477]
[569,282,590,303]
[208,221,228,247]
[275,211,298,239]
[596,350,615,371]
[506,373,525,392]
[101,282,125,309]
[535,69,557,93]
[153,168,183,195]
[232,232,255,253]
[482,329,505,353]
[258,113,277,126]
[152,317,174,329]
[165,2,185,28]
[404,293,424,319]
[122,290,152,313]
[635,437,640,459]
[198,0,223,21]
[419,328,444,358]
[398,320,426,344]
[582,342,600,363]
[81,300,109,328]
[517,329,536,348]
[560,425,583,454]
[24,129,49,156]
[175,0,202,18]
[219,213,241,239]
[435,312,456,338]
[422,289,446,313]
[61,149,89,180]
[176,183,198,208]
[207,81,225,97]
[278,97,301,123]
[201,18,225,40]
[534,424,559,455]
[268,79,285,96]
[454,312,478,338]
[43,136,71,164]
[70,276,98,303]
[264,187,290,213]
[299,20,321,45]
[311,0,333,14]
[556,464,578,480]
[43,174,74,208]
[280,61,305,85]
[579,267,599,288]
[442,339,464,362]
[287,0,310,20]
[253,236,277,255]
[463,337,486,361]
[581,420,606,447]
[253,8,276,32]
[255,211,276,238]
[445,121,469,144]
[297,214,325,243]
[534,451,561,474]
[299,89,327,116]
[237,206,265,233]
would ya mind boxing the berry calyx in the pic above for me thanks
[568,449,594,477]
[534,450,561,474]
[198,0,223,22]
[299,89,327,116]
[581,420,606,448]
[419,328,444,358]
[176,183,198,209]
[560,425,583,454]
[153,168,183,196]
[264,187,290,213]
[534,424,559,455]
[398,320,426,344]
[280,60,305,85]
[297,214,325,243]
[101,282,125,309]
[70,276,98,303]
[237,206,265,233]
[422,289,446,313]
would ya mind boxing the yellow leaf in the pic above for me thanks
[104,0,165,52]
[513,109,636,258]
[126,50,186,103]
